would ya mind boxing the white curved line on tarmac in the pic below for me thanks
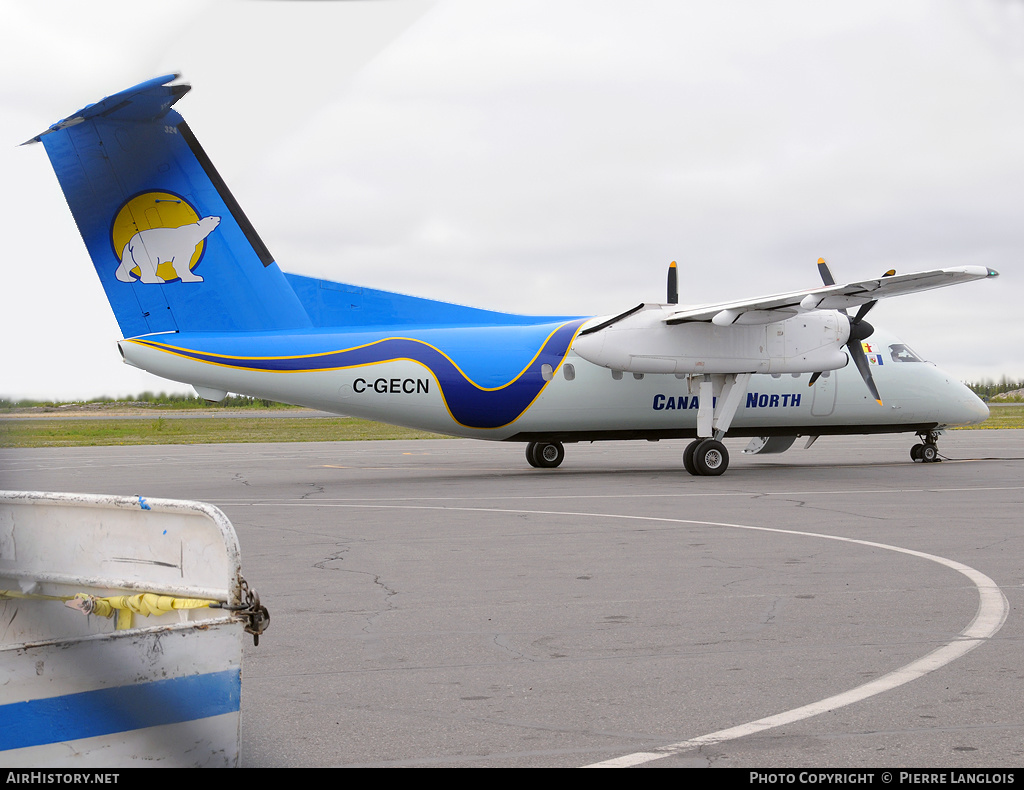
[277,502,1009,769]
[568,516,1008,768]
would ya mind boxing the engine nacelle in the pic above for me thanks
[572,305,850,375]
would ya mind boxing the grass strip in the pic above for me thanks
[0,416,446,448]
[954,404,1024,430]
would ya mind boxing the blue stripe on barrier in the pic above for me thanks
[0,669,241,751]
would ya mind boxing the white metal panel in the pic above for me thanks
[0,492,248,767]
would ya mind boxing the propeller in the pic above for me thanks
[845,305,881,405]
[810,259,893,405]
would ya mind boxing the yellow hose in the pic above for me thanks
[1,590,221,631]
[73,593,220,629]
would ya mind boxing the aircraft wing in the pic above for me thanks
[664,265,998,325]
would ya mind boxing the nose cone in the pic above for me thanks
[962,390,990,426]
[942,380,990,427]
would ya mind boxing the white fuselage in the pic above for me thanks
[120,327,987,442]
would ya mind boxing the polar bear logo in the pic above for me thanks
[115,216,221,284]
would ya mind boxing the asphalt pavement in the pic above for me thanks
[2,430,1022,767]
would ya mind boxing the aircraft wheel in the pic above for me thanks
[525,442,541,468]
[911,443,924,462]
[683,440,701,476]
[534,441,565,468]
[920,444,938,463]
[693,440,729,476]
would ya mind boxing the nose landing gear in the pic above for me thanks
[911,432,941,463]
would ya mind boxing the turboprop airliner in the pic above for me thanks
[26,75,997,476]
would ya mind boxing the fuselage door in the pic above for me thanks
[811,371,837,416]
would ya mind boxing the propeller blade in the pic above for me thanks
[808,371,822,387]
[667,261,678,305]
[848,338,883,405]
[852,300,876,324]
[816,257,835,286]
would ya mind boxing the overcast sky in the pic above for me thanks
[2,0,1022,401]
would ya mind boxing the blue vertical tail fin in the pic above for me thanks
[27,74,311,338]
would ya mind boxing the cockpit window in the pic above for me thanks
[889,343,927,363]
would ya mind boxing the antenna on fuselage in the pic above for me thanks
[667,261,678,305]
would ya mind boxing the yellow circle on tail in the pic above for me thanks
[112,192,206,281]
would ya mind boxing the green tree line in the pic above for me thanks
[965,377,1024,401]
[1,392,296,410]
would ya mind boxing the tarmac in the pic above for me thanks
[2,429,1022,767]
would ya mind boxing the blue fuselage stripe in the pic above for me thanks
[134,318,589,429]
[0,669,241,751]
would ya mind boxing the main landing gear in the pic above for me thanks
[526,441,565,468]
[681,371,751,477]
[683,439,730,476]
[910,432,941,463]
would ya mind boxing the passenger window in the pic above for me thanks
[541,364,554,381]
[562,364,575,381]
[612,370,623,380]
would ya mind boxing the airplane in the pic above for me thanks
[25,74,998,476]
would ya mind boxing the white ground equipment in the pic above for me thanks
[0,491,268,767]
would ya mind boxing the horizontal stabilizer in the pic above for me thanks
[23,74,189,145]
